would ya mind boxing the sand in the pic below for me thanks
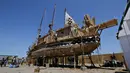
[0,66,126,73]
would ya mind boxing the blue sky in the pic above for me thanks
[0,0,127,57]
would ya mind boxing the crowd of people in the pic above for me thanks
[0,58,8,67]
[0,56,25,68]
[103,53,124,67]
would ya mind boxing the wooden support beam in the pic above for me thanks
[62,57,64,67]
[64,56,66,65]
[80,41,87,70]
[88,54,95,67]
[74,52,76,68]
[80,43,85,67]
[43,57,45,66]
[76,55,78,67]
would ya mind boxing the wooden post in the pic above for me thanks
[46,57,48,63]
[88,54,95,67]
[63,57,65,66]
[74,52,76,68]
[49,57,51,65]
[52,57,54,66]
[64,57,66,65]
[80,43,87,70]
[43,57,45,67]
[81,43,85,66]
[76,55,78,67]
[81,52,85,66]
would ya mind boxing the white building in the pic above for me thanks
[117,0,130,71]
[0,55,8,60]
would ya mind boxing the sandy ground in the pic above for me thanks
[0,66,126,73]
[0,66,34,73]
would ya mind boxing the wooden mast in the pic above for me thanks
[35,8,46,45]
[49,4,56,32]
[38,8,46,38]
[64,8,67,26]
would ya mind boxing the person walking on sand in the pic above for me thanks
[21,57,24,65]
[0,60,2,67]
[12,56,16,65]
[4,59,7,67]
[0,58,5,67]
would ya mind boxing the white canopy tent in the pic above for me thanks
[118,1,130,71]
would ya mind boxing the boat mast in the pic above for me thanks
[64,8,66,26]
[38,8,46,38]
[49,4,56,32]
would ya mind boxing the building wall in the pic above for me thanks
[60,53,123,65]
[78,53,123,65]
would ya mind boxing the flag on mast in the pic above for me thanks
[64,8,75,27]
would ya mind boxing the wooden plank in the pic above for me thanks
[97,19,118,30]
